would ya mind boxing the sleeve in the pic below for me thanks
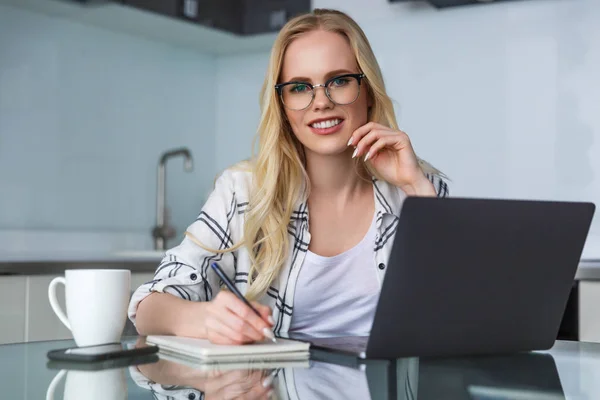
[426,173,450,198]
[127,170,240,326]
[129,366,204,400]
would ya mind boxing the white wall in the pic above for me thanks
[215,53,269,173]
[215,0,600,257]
[0,4,217,247]
[2,0,599,256]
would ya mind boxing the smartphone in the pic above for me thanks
[47,342,159,363]
[47,353,159,371]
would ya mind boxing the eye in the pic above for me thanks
[289,84,310,94]
[330,77,350,87]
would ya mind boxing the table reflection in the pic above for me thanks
[133,352,288,399]
[27,336,570,400]
[130,346,565,400]
[418,352,565,399]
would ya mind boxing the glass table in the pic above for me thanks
[1,337,600,399]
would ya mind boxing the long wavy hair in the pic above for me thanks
[187,9,442,300]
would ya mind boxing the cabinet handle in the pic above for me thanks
[182,0,198,18]
[270,9,287,29]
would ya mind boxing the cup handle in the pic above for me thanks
[48,277,71,331]
[45,369,67,400]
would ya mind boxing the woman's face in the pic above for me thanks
[279,29,370,158]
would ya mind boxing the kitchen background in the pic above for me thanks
[0,0,599,343]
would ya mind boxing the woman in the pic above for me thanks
[129,8,449,345]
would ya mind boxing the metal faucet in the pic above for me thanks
[153,147,194,250]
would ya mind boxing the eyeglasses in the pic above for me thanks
[274,73,365,111]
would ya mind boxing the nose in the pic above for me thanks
[311,86,333,110]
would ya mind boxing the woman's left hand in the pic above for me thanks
[348,122,436,196]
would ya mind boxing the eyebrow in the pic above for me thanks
[284,69,357,83]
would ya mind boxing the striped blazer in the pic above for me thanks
[128,167,449,333]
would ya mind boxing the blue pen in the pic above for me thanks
[210,262,277,343]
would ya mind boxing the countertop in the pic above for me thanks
[0,230,166,275]
[2,250,600,279]
[2,338,600,399]
[0,229,599,278]
[0,250,165,263]
[0,250,165,275]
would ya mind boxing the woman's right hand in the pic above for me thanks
[204,370,275,400]
[200,291,275,345]
[135,353,275,400]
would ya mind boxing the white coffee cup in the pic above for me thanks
[48,269,131,347]
[46,368,127,400]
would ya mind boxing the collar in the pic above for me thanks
[291,178,406,231]
[372,178,406,229]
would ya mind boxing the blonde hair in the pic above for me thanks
[187,9,443,300]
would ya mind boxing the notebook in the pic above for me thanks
[146,335,311,363]
[157,349,310,372]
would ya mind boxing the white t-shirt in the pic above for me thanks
[289,215,380,336]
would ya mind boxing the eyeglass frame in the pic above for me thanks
[274,73,366,111]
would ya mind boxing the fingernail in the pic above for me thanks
[347,137,353,146]
[352,148,358,158]
[268,315,275,325]
[263,327,276,341]
[364,152,370,162]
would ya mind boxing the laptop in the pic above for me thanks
[297,197,595,360]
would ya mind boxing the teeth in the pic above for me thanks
[311,119,341,129]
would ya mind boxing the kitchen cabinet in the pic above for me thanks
[121,0,179,17]
[0,272,156,344]
[579,281,600,342]
[27,272,155,343]
[389,0,526,9]
[121,0,311,35]
[27,275,71,342]
[0,277,27,344]
[243,0,311,35]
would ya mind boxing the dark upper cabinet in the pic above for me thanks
[389,0,528,8]
[121,0,179,16]
[243,0,310,35]
[120,0,311,35]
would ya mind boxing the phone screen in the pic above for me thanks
[65,343,125,356]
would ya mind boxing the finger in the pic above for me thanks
[348,122,392,147]
[206,321,247,345]
[204,370,254,396]
[209,370,265,399]
[216,292,266,340]
[217,309,265,342]
[363,136,403,162]
[251,302,274,326]
[212,369,262,392]
[222,295,270,339]
[207,311,256,344]
[238,383,273,400]
[353,129,397,159]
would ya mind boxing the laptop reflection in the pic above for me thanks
[417,352,565,400]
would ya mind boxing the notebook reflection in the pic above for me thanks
[130,352,296,399]
[129,349,372,400]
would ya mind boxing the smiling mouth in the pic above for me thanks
[309,118,343,129]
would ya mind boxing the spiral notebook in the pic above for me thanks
[146,335,311,363]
